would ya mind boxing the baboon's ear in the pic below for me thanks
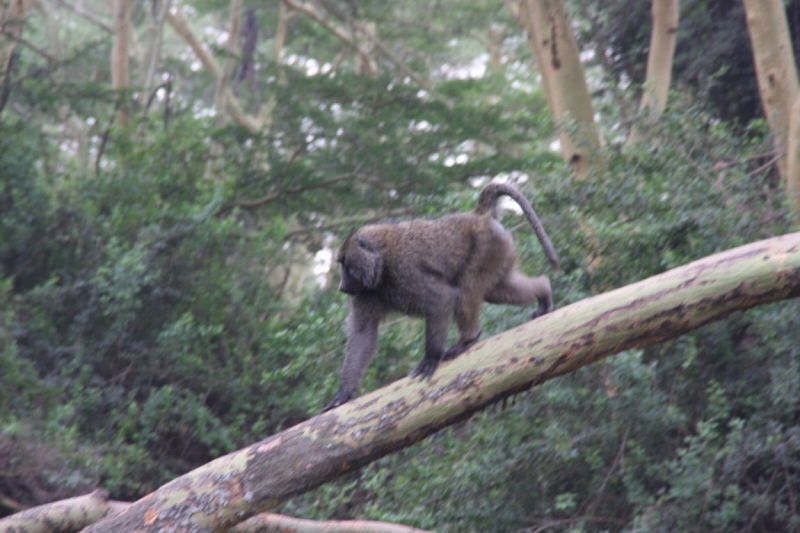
[359,247,383,289]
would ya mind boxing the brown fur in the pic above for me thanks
[322,183,558,411]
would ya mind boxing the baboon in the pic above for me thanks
[322,182,559,411]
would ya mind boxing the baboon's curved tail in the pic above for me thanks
[476,182,560,269]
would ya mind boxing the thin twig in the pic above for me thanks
[0,28,58,63]
[59,0,113,33]
[217,170,362,216]
[585,422,631,518]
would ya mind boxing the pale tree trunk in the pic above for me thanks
[165,8,267,133]
[0,0,27,71]
[274,0,291,85]
[487,24,506,74]
[0,0,28,114]
[787,91,800,215]
[283,0,451,107]
[138,0,170,109]
[518,0,602,178]
[72,232,800,533]
[32,0,93,172]
[0,489,434,532]
[354,20,377,76]
[214,0,242,127]
[627,0,679,145]
[111,0,133,124]
[742,0,799,185]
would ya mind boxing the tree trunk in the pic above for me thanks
[110,0,132,124]
[354,20,377,76]
[0,0,28,115]
[214,0,242,127]
[627,0,679,145]
[138,0,170,109]
[787,91,800,216]
[165,9,265,133]
[518,0,602,178]
[742,0,799,184]
[80,232,800,533]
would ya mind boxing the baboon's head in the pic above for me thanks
[336,230,383,294]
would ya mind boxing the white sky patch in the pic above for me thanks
[313,248,333,287]
[444,153,469,167]
[207,27,228,44]
[414,120,432,131]
[304,58,321,76]
[313,233,336,287]
[439,54,488,80]
[511,79,534,92]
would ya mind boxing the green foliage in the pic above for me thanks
[1,2,799,529]
[284,101,799,531]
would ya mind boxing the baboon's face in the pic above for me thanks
[337,233,382,294]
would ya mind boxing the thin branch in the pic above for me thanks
[675,145,736,207]
[584,422,631,518]
[165,9,221,77]
[139,0,171,108]
[282,0,453,108]
[748,150,786,177]
[286,207,415,239]
[217,170,360,216]
[165,8,265,133]
[59,0,113,33]
[0,28,57,63]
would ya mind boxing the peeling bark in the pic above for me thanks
[0,490,126,532]
[78,233,800,533]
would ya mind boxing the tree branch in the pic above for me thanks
[217,171,359,215]
[165,8,265,133]
[282,0,452,108]
[78,232,800,532]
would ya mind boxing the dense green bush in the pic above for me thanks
[2,75,798,532]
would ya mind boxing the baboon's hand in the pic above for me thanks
[410,357,439,380]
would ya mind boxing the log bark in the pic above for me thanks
[0,492,431,533]
[80,232,800,533]
[0,490,126,533]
